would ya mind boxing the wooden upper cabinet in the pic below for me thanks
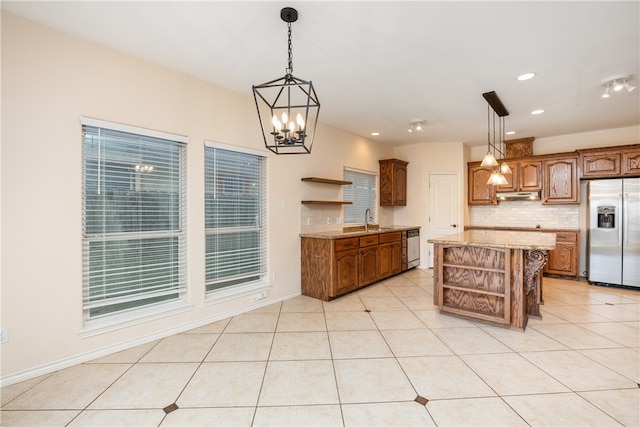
[497,160,542,192]
[578,145,640,178]
[581,151,621,178]
[519,161,543,191]
[542,156,579,204]
[379,159,408,206]
[622,148,640,176]
[468,164,496,205]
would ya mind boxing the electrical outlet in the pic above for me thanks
[307,217,312,225]
[326,217,332,224]
[250,291,268,302]
[0,327,8,344]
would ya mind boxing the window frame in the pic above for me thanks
[203,140,269,303]
[80,117,189,332]
[343,167,378,224]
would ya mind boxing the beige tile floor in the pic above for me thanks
[2,269,639,426]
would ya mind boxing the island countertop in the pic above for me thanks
[428,230,556,250]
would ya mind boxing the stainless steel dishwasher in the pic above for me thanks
[407,229,420,268]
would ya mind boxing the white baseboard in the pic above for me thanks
[0,290,300,388]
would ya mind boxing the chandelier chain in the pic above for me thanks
[286,22,293,75]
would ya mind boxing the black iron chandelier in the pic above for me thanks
[252,7,320,155]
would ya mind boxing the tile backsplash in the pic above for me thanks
[469,201,579,229]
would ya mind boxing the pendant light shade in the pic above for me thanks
[252,7,320,155]
[481,151,499,167]
[500,161,512,175]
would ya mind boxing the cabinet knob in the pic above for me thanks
[451,224,458,228]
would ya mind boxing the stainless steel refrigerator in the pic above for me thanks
[588,178,640,288]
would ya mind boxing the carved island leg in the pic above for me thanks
[524,249,548,318]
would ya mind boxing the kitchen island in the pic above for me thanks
[428,230,556,330]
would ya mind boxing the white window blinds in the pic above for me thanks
[204,142,267,292]
[82,120,187,320]
[343,168,377,224]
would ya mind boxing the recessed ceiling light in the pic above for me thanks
[371,132,380,136]
[505,131,516,135]
[517,72,536,81]
[531,109,545,115]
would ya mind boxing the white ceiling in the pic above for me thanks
[3,1,639,147]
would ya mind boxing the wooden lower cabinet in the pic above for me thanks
[544,231,579,277]
[378,232,402,279]
[301,231,410,301]
[359,245,379,286]
[333,249,359,297]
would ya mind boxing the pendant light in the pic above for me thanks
[480,104,498,167]
[481,91,511,186]
[252,7,320,155]
[499,116,512,175]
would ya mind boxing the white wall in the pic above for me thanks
[392,142,467,268]
[0,13,394,384]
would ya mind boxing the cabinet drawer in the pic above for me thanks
[335,237,358,252]
[379,232,401,243]
[556,232,577,242]
[359,235,379,247]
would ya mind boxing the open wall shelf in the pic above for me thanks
[301,177,352,205]
[301,177,352,185]
[301,200,352,205]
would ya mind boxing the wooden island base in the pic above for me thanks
[429,231,556,330]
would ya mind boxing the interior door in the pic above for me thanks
[428,173,460,268]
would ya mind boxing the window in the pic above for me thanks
[204,142,267,294]
[343,168,377,224]
[82,118,187,323]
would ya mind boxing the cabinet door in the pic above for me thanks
[380,159,408,206]
[377,241,402,279]
[359,246,379,286]
[544,231,579,277]
[519,161,542,191]
[378,243,393,279]
[544,242,577,276]
[332,249,359,297]
[390,241,402,275]
[394,164,407,205]
[622,149,640,176]
[497,166,517,192]
[379,161,394,206]
[581,152,622,178]
[542,157,579,204]
[468,165,496,205]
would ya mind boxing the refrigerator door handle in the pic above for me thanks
[623,193,628,245]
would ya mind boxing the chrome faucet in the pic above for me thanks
[364,208,372,231]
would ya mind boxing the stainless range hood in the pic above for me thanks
[496,191,540,201]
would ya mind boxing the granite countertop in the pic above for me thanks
[300,225,420,240]
[427,230,556,250]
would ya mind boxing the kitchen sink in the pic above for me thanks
[342,224,380,233]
